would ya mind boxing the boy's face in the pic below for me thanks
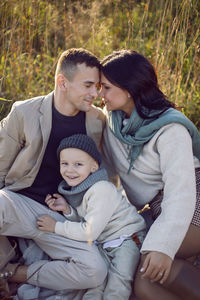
[60,148,98,187]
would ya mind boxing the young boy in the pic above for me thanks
[37,134,146,300]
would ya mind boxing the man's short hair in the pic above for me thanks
[55,48,100,81]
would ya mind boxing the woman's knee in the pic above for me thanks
[134,269,149,299]
[177,224,200,258]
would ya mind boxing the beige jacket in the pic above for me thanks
[0,92,105,191]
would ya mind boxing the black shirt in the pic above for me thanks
[18,105,86,204]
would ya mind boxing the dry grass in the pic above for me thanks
[0,0,199,126]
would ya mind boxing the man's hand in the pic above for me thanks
[45,193,70,214]
[140,251,173,284]
[37,214,56,233]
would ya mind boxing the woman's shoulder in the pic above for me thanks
[156,123,191,141]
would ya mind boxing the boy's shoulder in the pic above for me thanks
[86,180,117,197]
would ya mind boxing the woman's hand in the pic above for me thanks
[140,251,173,284]
[37,214,56,233]
[45,193,70,214]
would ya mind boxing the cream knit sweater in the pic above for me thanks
[103,121,200,259]
[55,180,146,244]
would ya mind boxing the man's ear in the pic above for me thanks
[57,74,68,90]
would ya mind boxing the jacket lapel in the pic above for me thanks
[38,91,53,159]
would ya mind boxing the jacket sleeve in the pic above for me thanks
[55,181,118,241]
[0,104,24,188]
[141,124,196,259]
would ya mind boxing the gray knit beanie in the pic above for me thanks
[57,134,101,165]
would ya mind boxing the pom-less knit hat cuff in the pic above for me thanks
[57,134,101,165]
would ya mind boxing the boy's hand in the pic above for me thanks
[45,193,70,214]
[140,251,172,284]
[37,214,56,233]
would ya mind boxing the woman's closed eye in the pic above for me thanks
[103,85,110,90]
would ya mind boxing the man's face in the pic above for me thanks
[65,63,99,115]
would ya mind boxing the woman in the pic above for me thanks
[100,50,200,300]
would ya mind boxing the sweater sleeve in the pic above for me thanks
[141,123,196,259]
[55,181,118,241]
[63,206,82,222]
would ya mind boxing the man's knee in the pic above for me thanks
[0,191,12,228]
[82,258,107,288]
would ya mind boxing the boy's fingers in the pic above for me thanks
[53,193,61,198]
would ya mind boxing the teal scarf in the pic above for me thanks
[108,108,200,173]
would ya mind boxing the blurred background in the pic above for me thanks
[0,0,199,127]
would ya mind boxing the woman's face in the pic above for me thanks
[100,73,135,117]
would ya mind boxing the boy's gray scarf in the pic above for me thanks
[58,168,108,208]
[108,108,200,173]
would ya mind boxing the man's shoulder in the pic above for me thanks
[13,94,47,110]
[12,92,53,115]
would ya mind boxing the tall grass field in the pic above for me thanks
[0,0,199,127]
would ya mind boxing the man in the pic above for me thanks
[0,48,107,296]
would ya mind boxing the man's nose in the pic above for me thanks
[90,86,98,98]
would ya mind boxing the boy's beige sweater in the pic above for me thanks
[55,180,146,244]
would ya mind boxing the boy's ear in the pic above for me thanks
[57,74,68,90]
[91,161,99,173]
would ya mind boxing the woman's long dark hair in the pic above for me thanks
[101,50,175,119]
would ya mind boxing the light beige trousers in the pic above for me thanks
[0,189,107,290]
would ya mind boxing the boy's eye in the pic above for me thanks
[61,162,68,166]
[75,163,83,167]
